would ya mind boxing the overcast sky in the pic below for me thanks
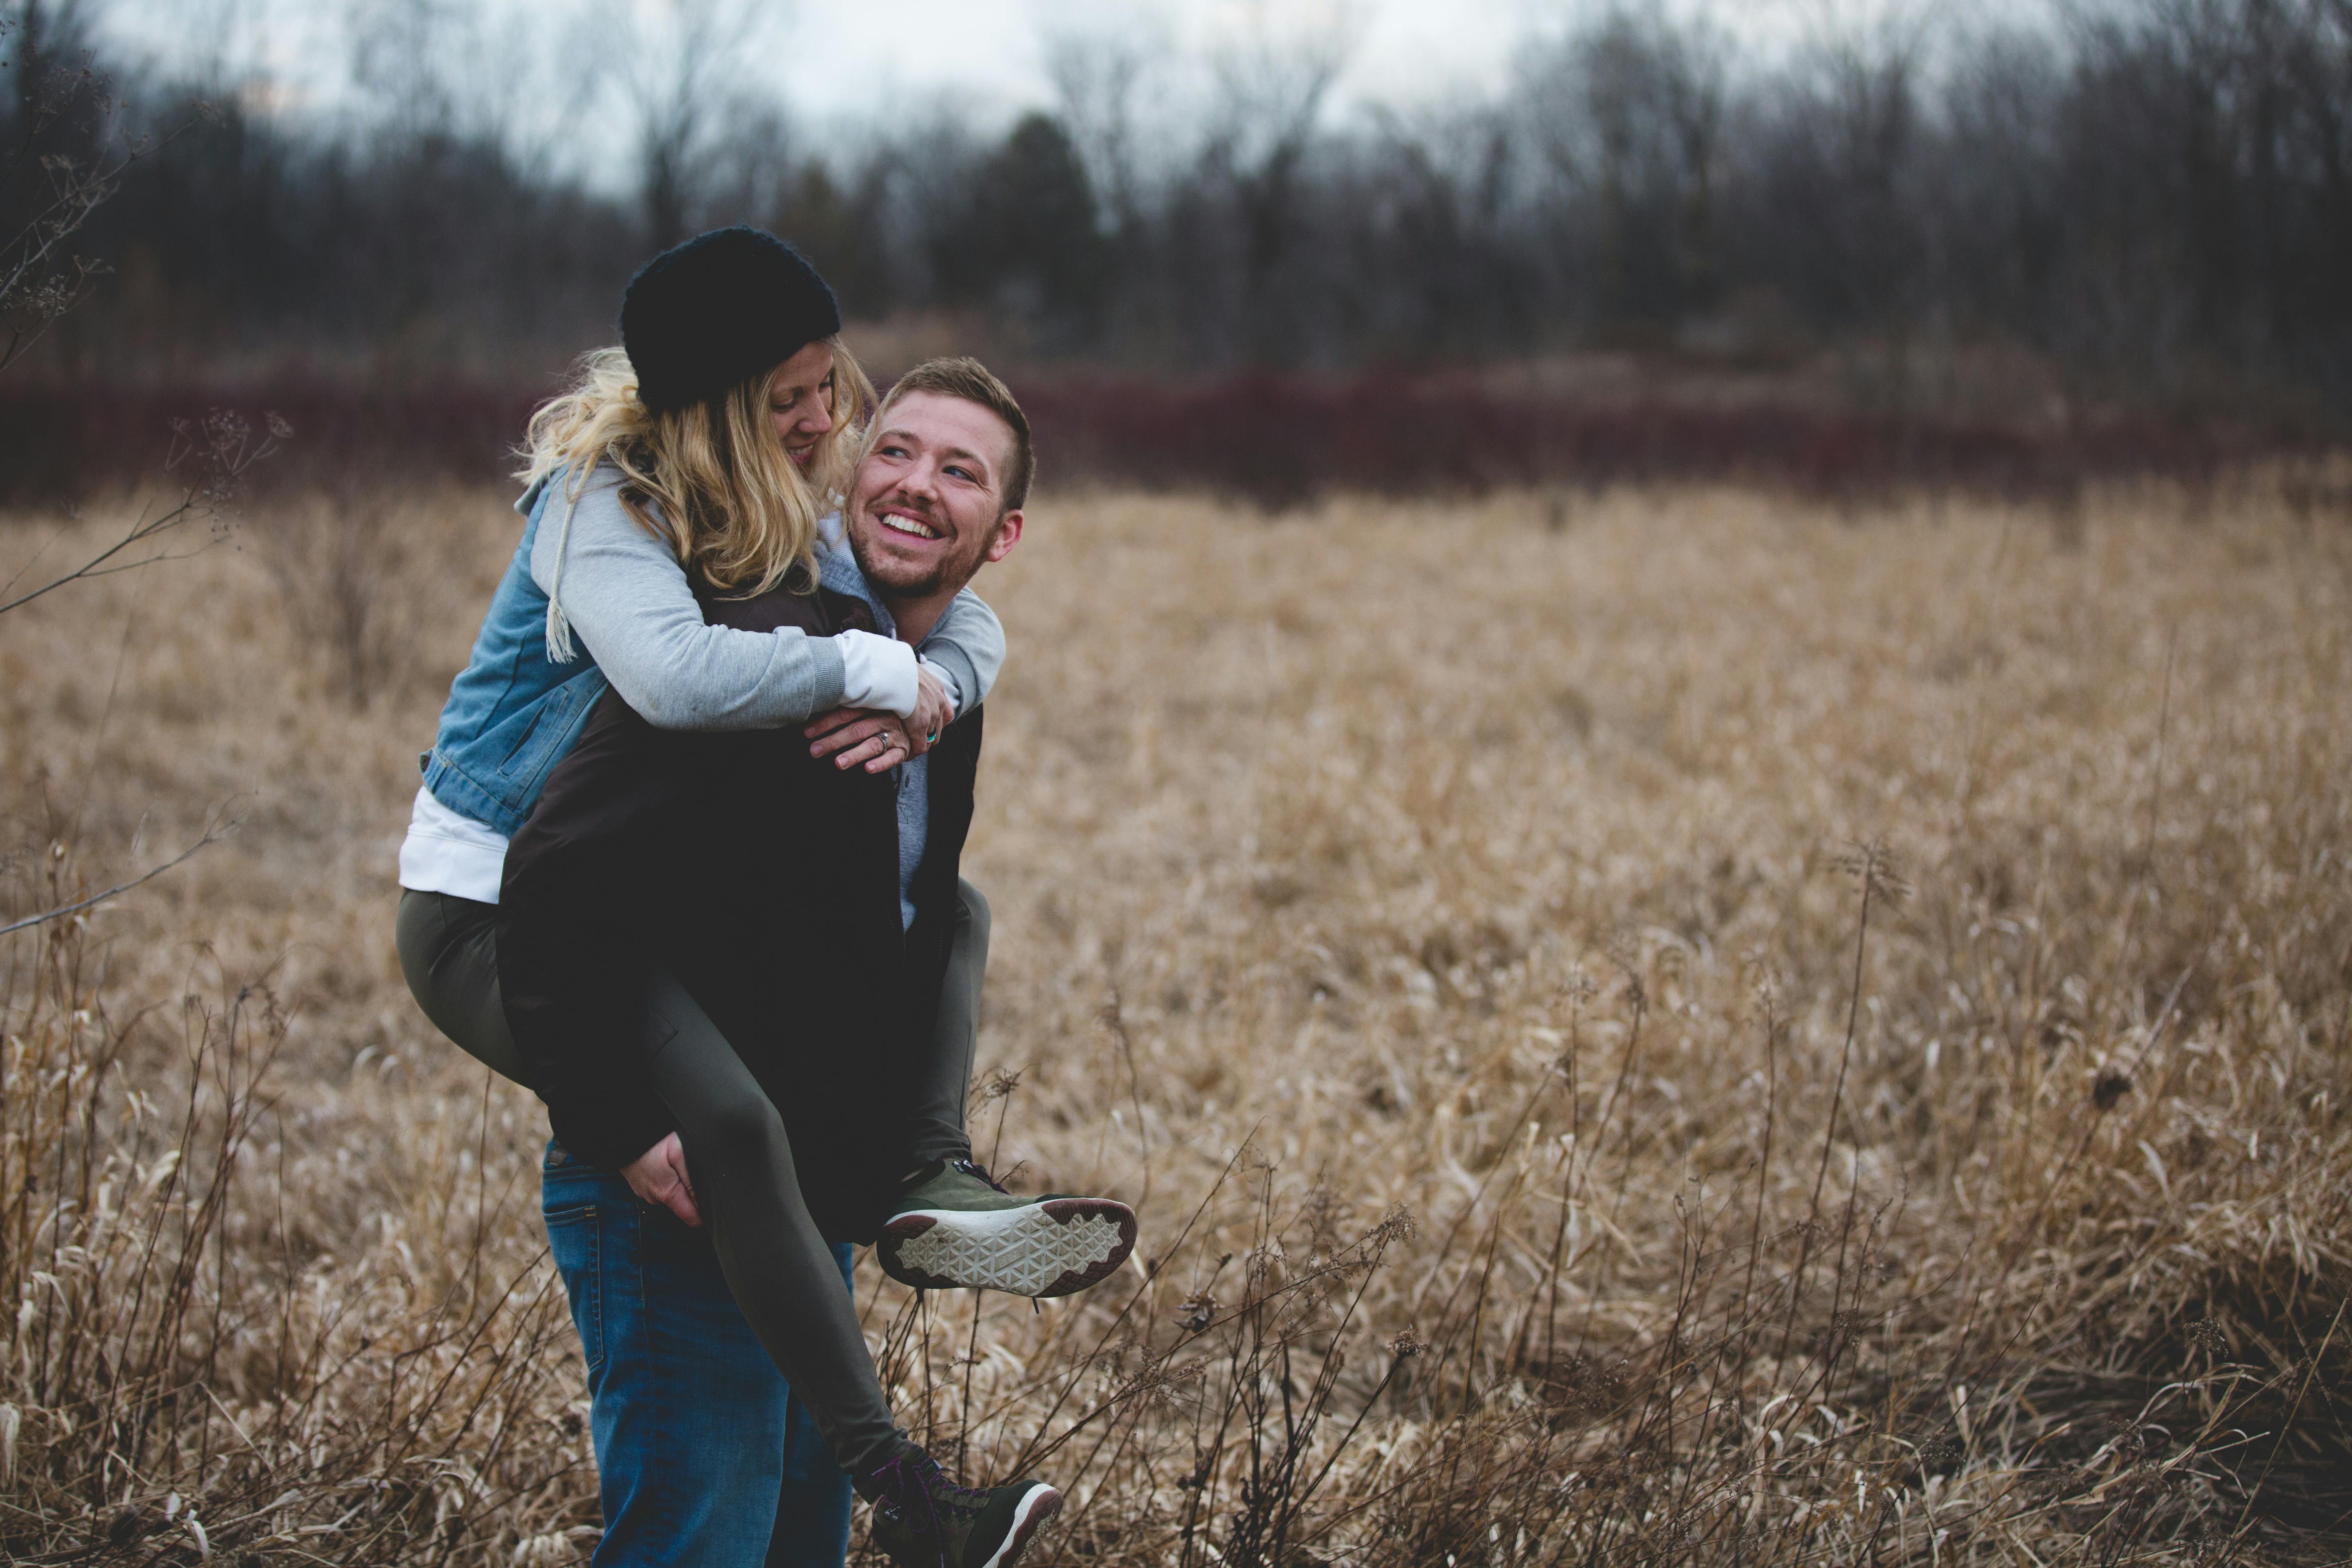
[98,0,2051,171]
[777,0,1564,119]
[791,0,2062,119]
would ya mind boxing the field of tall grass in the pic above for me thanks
[2,474,2348,1565]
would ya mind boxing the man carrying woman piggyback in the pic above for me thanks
[396,225,1134,1568]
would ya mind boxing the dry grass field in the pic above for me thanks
[2,476,2349,1565]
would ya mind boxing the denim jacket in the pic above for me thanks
[419,481,609,837]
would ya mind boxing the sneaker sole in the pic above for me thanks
[878,1199,1137,1297]
[978,1482,1061,1568]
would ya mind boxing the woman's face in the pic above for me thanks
[767,341,838,471]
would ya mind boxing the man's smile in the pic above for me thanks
[875,506,943,542]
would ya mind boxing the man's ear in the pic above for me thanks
[983,509,1024,566]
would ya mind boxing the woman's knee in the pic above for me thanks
[394,890,444,1003]
[398,891,529,1080]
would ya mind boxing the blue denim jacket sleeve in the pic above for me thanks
[419,476,612,838]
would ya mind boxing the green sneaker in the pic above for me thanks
[877,1159,1137,1297]
[860,1439,1060,1568]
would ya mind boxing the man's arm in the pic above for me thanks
[916,586,1006,719]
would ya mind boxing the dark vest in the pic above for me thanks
[498,576,983,1242]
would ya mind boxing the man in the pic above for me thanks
[506,358,1093,1568]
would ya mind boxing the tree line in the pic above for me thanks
[6,0,2350,420]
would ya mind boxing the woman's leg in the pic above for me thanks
[396,889,534,1085]
[635,968,903,1477]
[906,879,989,1166]
[767,1243,858,1568]
[636,978,1067,1568]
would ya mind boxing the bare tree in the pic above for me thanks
[602,0,777,248]
[1519,7,1728,332]
[1200,7,1358,363]
[1358,102,1530,360]
[347,0,467,141]
[1046,15,1167,242]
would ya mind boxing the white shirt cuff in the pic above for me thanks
[836,629,919,716]
[397,786,510,904]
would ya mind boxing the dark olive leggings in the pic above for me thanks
[395,886,988,1167]
[631,967,900,1470]
[394,884,992,1473]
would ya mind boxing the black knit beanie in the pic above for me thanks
[619,227,841,415]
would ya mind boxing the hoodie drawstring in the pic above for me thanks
[543,482,586,664]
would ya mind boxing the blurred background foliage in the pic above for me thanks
[4,0,2350,503]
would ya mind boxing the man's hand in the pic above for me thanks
[622,1132,701,1227]
[807,668,949,773]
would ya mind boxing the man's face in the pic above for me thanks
[846,390,1024,601]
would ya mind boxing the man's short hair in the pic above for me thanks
[873,356,1034,512]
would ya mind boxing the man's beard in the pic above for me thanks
[857,552,954,600]
[850,504,998,602]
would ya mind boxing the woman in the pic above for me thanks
[397,227,989,1115]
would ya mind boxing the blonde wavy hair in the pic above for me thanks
[519,337,875,620]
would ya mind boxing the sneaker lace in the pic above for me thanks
[872,1446,992,1564]
[951,1158,1012,1195]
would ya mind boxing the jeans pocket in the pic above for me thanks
[544,1203,605,1372]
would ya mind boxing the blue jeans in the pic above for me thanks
[543,1145,855,1568]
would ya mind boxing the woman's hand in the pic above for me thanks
[622,1132,701,1227]
[806,667,950,773]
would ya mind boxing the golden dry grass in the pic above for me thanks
[2,477,2349,1565]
